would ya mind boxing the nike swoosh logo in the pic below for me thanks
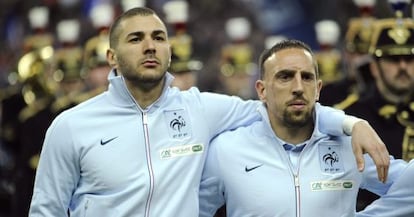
[245,164,263,172]
[100,136,118,145]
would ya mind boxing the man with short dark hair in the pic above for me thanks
[199,39,405,217]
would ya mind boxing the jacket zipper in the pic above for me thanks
[293,141,314,217]
[286,143,313,217]
[294,175,300,217]
[143,112,155,217]
[284,152,301,217]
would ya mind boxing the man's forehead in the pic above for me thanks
[267,49,313,65]
[273,48,311,59]
[120,15,167,34]
[264,49,316,74]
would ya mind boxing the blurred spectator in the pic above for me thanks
[314,19,344,85]
[216,17,258,99]
[82,3,113,92]
[319,0,377,107]
[344,0,414,210]
[164,0,202,90]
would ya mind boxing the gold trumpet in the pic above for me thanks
[17,46,56,105]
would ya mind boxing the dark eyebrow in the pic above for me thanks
[152,30,166,36]
[301,70,315,77]
[127,31,143,37]
[126,29,166,38]
[276,69,295,75]
[276,69,315,77]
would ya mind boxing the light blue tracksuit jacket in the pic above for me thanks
[29,70,348,217]
[357,159,414,217]
[199,105,407,217]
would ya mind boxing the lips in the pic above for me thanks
[288,99,306,106]
[142,59,159,67]
[287,99,307,110]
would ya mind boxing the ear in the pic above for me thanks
[315,79,323,101]
[106,48,118,68]
[168,46,172,67]
[255,80,267,102]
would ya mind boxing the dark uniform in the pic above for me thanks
[10,47,57,217]
[1,6,56,216]
[11,18,86,216]
[343,12,414,211]
[319,1,376,107]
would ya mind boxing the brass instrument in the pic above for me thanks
[17,46,56,122]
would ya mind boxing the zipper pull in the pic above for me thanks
[142,112,148,125]
[294,175,300,187]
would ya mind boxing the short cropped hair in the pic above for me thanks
[109,7,157,49]
[258,39,319,79]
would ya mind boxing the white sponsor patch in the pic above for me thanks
[310,180,354,191]
[160,144,204,159]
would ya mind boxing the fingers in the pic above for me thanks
[378,146,390,183]
[353,145,365,172]
[351,120,390,183]
[368,143,390,183]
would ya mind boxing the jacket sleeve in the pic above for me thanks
[315,103,348,136]
[356,159,414,217]
[29,114,80,216]
[198,91,261,138]
[199,140,226,217]
[359,155,407,195]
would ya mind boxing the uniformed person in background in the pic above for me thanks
[217,17,258,99]
[1,6,55,216]
[1,5,55,160]
[50,19,86,114]
[22,6,54,54]
[163,0,202,90]
[169,50,202,90]
[320,0,377,108]
[11,18,85,217]
[343,0,414,210]
[82,3,113,93]
[314,19,343,85]
[11,51,56,217]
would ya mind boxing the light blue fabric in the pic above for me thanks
[357,159,414,217]
[199,105,407,217]
[29,70,349,217]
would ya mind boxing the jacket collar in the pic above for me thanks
[106,69,175,110]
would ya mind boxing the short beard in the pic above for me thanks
[118,60,165,91]
[283,108,313,128]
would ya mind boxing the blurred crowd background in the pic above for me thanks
[0,0,413,216]
[0,0,408,92]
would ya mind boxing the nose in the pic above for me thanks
[292,74,304,95]
[398,58,408,69]
[142,37,156,54]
